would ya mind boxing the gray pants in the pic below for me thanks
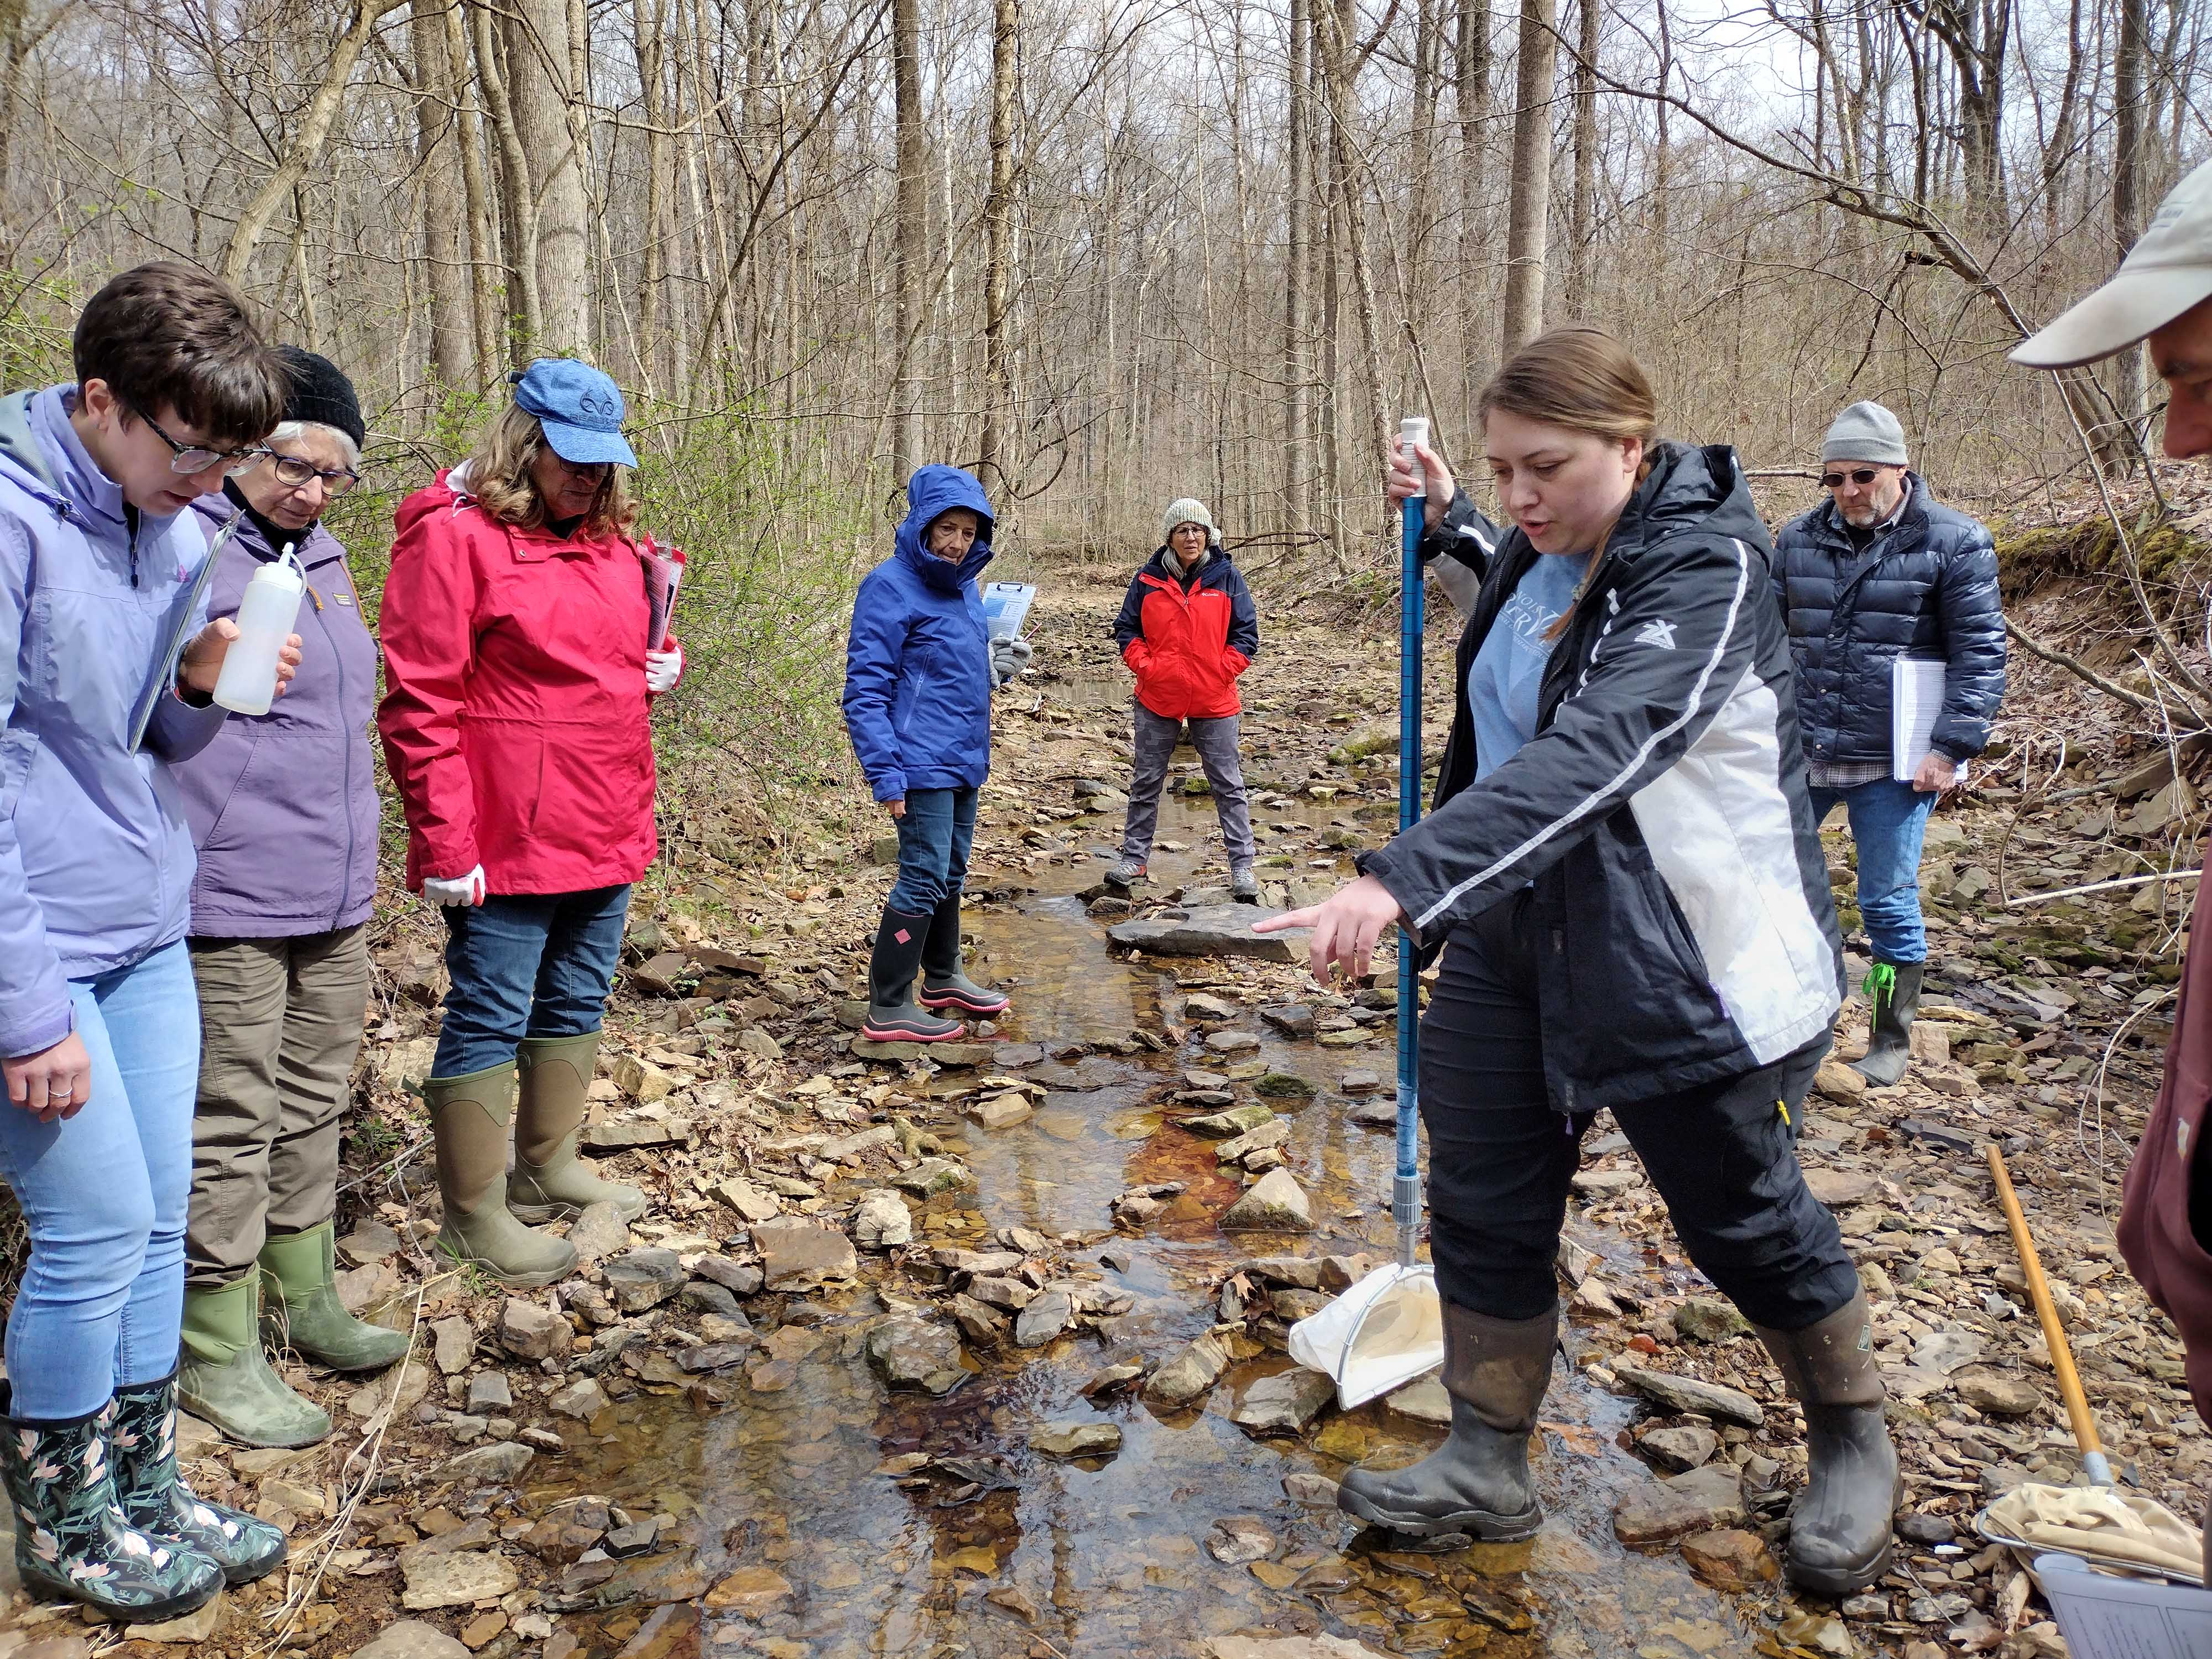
[185,925,371,1285]
[1122,703,1255,865]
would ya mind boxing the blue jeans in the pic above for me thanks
[886,788,977,916]
[1809,778,1935,964]
[433,886,632,1077]
[0,941,199,1420]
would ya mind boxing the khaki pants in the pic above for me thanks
[185,926,371,1286]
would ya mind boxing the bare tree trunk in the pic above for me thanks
[978,0,1018,492]
[504,0,588,352]
[1500,0,1556,357]
[443,0,499,385]
[1410,0,1441,299]
[471,1,539,358]
[1567,0,1598,315]
[1285,0,1311,534]
[1329,0,1385,524]
[410,0,473,393]
[634,0,670,396]
[2112,0,2149,440]
[891,0,925,479]
[221,0,411,285]
[1455,0,1491,404]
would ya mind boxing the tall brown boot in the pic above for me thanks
[427,1062,576,1288]
[1755,1289,1899,1594]
[1336,1301,1555,1539]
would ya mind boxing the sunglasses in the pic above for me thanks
[130,404,263,476]
[1822,467,1887,489]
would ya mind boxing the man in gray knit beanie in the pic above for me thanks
[1770,399,2006,1087]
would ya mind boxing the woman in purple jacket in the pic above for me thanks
[169,351,406,1449]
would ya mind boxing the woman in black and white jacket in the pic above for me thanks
[1260,327,1893,1597]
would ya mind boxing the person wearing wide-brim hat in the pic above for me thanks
[377,359,684,1287]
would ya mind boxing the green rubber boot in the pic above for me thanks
[508,1034,646,1224]
[427,1062,577,1287]
[175,1276,332,1450]
[259,1220,411,1374]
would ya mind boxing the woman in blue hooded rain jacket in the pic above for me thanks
[843,466,1029,1040]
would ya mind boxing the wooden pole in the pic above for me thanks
[1985,1144,2113,1485]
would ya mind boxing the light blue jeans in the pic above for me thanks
[0,941,199,1420]
[1809,778,1936,965]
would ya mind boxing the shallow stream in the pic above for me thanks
[546,792,1766,1659]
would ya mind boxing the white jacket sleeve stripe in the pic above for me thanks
[1410,537,1754,935]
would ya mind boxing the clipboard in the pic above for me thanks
[2036,1551,2212,1658]
[982,581,1035,641]
[130,508,242,753]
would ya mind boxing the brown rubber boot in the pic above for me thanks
[509,1033,646,1224]
[427,1062,576,1288]
[1755,1289,1899,1595]
[1336,1300,1556,1539]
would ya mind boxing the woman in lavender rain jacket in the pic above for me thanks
[169,349,407,1451]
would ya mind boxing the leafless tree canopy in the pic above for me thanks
[4,0,2204,551]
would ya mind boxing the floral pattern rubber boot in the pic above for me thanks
[109,1373,287,1584]
[0,1381,223,1621]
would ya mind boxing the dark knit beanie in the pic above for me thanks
[275,346,365,448]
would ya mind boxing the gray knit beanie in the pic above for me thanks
[1161,498,1219,546]
[1822,401,1908,466]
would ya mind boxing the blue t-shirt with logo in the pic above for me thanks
[1469,553,1588,781]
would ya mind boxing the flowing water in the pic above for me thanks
[540,791,1767,1658]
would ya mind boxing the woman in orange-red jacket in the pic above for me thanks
[378,359,681,1288]
[1107,497,1261,899]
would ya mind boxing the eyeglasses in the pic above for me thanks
[129,404,264,476]
[548,453,611,479]
[1821,467,1886,489]
[260,451,361,498]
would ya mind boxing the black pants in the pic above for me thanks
[1418,891,1860,1332]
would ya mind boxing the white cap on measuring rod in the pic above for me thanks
[1399,416,1430,489]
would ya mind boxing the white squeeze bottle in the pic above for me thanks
[212,542,305,717]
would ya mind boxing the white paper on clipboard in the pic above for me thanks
[1891,656,1966,785]
[982,582,1035,641]
[2036,1552,2212,1658]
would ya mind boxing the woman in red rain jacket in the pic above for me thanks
[1107,497,1261,899]
[378,359,682,1289]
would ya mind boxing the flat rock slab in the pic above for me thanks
[754,1219,859,1290]
[1640,1423,1719,1471]
[849,1039,995,1066]
[1613,1464,1747,1545]
[1206,1636,1389,1659]
[351,1621,472,1659]
[1954,1367,2043,1416]
[1030,1422,1123,1460]
[1221,1168,1314,1231]
[1803,1167,1876,1208]
[1679,1527,1779,1590]
[865,1314,968,1396]
[400,1548,519,1610]
[1183,1102,1277,1138]
[1146,1332,1232,1406]
[1615,1364,1766,1427]
[1228,1368,1335,1434]
[1109,907,1306,961]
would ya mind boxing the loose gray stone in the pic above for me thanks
[399,1550,519,1610]
[1205,1515,1279,1564]
[464,1371,512,1413]
[1613,1463,1746,1545]
[1640,1424,1720,1471]
[680,1279,743,1321]
[691,1253,764,1296]
[1107,906,1306,962]
[1029,1422,1123,1460]
[1014,1289,1076,1348]
[853,1189,915,1250]
[567,1201,632,1261]
[351,1619,473,1659]
[1228,1369,1335,1434]
[1220,1168,1314,1231]
[441,1441,534,1485]
[888,1157,975,1198]
[498,1298,571,1363]
[1205,1030,1262,1055]
[1145,1333,1232,1406]
[1260,1005,1316,1039]
[865,1314,968,1396]
[1182,1102,1277,1138]
[1614,1364,1766,1427]
[546,1378,608,1421]
[754,1219,859,1290]
[1673,1298,1750,1343]
[431,1316,474,1376]
[604,1248,686,1313]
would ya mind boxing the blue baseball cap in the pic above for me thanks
[513,358,638,467]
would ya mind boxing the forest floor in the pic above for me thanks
[0,555,2201,1659]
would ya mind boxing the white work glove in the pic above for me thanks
[645,643,684,694]
[990,635,1033,687]
[422,866,486,907]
